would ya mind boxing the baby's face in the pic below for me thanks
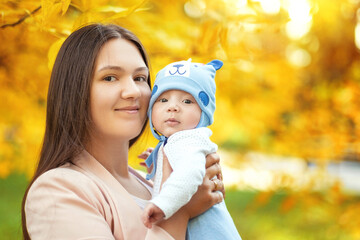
[151,90,201,137]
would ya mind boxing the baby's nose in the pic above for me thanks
[167,104,179,112]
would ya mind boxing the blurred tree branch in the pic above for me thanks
[1,6,41,29]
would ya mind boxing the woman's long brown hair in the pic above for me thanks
[21,23,151,240]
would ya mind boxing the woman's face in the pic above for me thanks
[90,38,151,141]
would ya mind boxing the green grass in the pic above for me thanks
[225,190,355,240]
[0,173,28,240]
[0,174,357,240]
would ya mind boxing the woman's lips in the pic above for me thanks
[115,106,139,114]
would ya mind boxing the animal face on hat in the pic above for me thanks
[148,59,223,140]
[164,60,191,77]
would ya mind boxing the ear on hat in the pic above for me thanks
[206,60,223,70]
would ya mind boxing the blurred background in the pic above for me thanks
[1,0,360,239]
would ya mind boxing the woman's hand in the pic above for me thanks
[183,152,225,219]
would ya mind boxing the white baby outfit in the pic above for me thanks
[151,127,217,218]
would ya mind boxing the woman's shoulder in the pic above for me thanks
[27,163,108,208]
[31,163,92,189]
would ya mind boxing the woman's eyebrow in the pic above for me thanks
[97,65,124,72]
[97,65,148,73]
[134,67,149,74]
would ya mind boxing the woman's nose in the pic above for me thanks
[121,78,141,99]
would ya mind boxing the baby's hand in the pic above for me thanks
[141,203,165,229]
[138,148,154,174]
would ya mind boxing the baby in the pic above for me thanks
[142,59,241,239]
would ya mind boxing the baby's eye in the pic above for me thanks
[103,76,116,82]
[158,98,168,103]
[183,99,193,104]
[134,76,147,82]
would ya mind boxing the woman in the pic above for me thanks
[21,24,224,239]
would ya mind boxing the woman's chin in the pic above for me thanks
[115,128,143,140]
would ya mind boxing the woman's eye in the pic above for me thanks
[103,76,116,82]
[183,99,193,104]
[134,76,147,82]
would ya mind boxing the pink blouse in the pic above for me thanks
[25,150,174,240]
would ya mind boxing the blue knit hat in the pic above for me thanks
[145,59,223,180]
[148,58,223,141]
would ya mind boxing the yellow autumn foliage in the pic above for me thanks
[1,0,360,172]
